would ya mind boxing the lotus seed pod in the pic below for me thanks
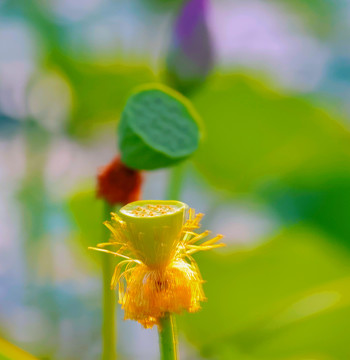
[118,200,187,268]
[118,84,200,170]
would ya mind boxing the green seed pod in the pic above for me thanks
[118,200,187,268]
[118,84,200,170]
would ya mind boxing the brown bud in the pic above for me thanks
[97,156,142,206]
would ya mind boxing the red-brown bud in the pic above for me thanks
[97,156,142,206]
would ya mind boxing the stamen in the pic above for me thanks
[185,230,210,244]
[88,247,133,260]
[186,243,225,255]
[200,234,224,247]
[97,242,123,248]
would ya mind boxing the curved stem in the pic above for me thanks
[158,313,178,360]
[102,203,117,360]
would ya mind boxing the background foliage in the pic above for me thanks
[1,0,350,359]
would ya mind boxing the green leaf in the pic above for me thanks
[191,73,350,249]
[260,169,350,249]
[118,84,201,170]
[191,74,350,193]
[178,226,350,359]
[0,338,38,360]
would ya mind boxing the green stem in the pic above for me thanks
[162,164,185,359]
[158,314,178,360]
[166,163,185,200]
[101,203,117,360]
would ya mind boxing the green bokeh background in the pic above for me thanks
[1,0,350,359]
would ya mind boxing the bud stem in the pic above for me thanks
[166,163,185,200]
[102,203,117,360]
[158,313,178,360]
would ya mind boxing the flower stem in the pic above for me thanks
[162,164,184,359]
[166,163,185,200]
[158,313,178,360]
[101,203,117,360]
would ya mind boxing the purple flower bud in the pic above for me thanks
[166,0,214,93]
[175,0,207,42]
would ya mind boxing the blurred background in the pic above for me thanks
[2,0,350,359]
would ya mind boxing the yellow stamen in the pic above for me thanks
[87,247,134,261]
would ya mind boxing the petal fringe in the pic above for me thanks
[119,259,205,328]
